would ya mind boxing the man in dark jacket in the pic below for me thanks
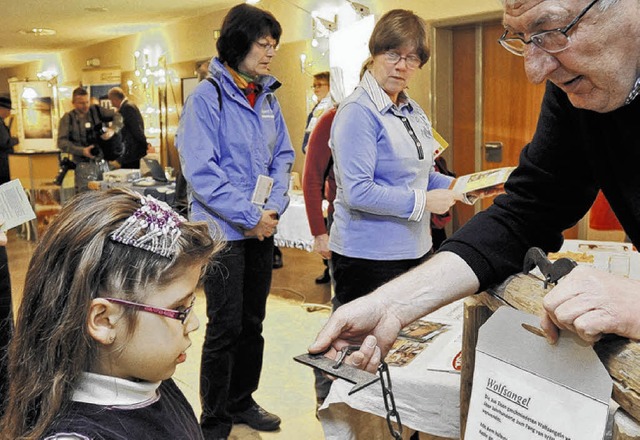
[0,96,18,185]
[58,87,122,192]
[108,87,148,169]
[0,95,16,413]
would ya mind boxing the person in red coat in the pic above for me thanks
[303,107,337,284]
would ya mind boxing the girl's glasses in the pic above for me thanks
[105,296,196,324]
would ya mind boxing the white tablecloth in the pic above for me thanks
[557,239,639,279]
[275,191,328,252]
[320,300,465,440]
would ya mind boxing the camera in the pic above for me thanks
[88,121,124,161]
[53,157,77,186]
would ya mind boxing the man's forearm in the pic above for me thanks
[373,251,480,327]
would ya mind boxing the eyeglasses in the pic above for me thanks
[383,51,421,69]
[311,83,329,89]
[105,296,196,324]
[499,0,602,56]
[254,40,278,52]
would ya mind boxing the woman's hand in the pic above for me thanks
[313,233,331,259]
[426,189,463,215]
[0,218,7,246]
[244,210,279,241]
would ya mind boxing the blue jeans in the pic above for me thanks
[200,237,274,438]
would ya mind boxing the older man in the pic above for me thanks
[310,0,640,368]
[108,87,148,169]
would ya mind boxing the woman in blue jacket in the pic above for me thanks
[176,4,294,439]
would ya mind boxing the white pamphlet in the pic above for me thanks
[0,179,36,231]
[251,175,274,207]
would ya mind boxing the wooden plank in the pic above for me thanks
[613,408,640,440]
[460,293,501,439]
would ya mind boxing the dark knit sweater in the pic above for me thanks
[440,81,640,291]
[44,379,203,440]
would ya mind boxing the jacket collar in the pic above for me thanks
[359,70,412,114]
[209,57,281,92]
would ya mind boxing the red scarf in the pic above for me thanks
[244,82,260,108]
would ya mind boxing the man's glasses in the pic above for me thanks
[383,51,421,69]
[105,296,196,324]
[254,40,278,52]
[499,0,602,56]
[311,83,329,89]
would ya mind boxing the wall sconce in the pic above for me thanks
[314,16,337,33]
[347,1,370,18]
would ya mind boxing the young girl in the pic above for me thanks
[0,188,223,439]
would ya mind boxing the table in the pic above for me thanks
[320,300,465,440]
[274,190,322,252]
[91,179,177,207]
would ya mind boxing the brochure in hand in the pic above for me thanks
[0,179,36,231]
[450,166,516,205]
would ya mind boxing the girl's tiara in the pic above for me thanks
[110,194,186,258]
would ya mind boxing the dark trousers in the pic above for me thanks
[332,251,430,305]
[0,247,12,415]
[200,237,274,438]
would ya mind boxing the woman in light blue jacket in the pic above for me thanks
[329,9,463,306]
[175,4,294,439]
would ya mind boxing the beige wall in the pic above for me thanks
[0,1,503,174]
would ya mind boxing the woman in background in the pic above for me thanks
[329,9,463,307]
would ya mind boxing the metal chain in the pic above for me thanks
[378,361,403,439]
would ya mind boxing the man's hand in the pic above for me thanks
[244,210,279,241]
[83,145,96,159]
[308,294,403,373]
[313,233,331,259]
[541,265,640,344]
[100,128,115,140]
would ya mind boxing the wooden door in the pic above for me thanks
[450,22,579,238]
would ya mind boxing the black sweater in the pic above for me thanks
[441,81,640,291]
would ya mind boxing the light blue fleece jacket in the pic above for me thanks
[175,58,295,241]
[329,71,454,260]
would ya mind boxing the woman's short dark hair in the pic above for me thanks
[216,4,282,70]
[368,9,430,68]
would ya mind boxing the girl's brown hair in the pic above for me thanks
[0,188,223,439]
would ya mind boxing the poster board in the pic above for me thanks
[8,80,59,151]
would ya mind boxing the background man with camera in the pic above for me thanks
[57,87,123,193]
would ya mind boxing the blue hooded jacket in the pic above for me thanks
[176,57,295,241]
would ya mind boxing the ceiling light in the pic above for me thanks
[19,28,56,36]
